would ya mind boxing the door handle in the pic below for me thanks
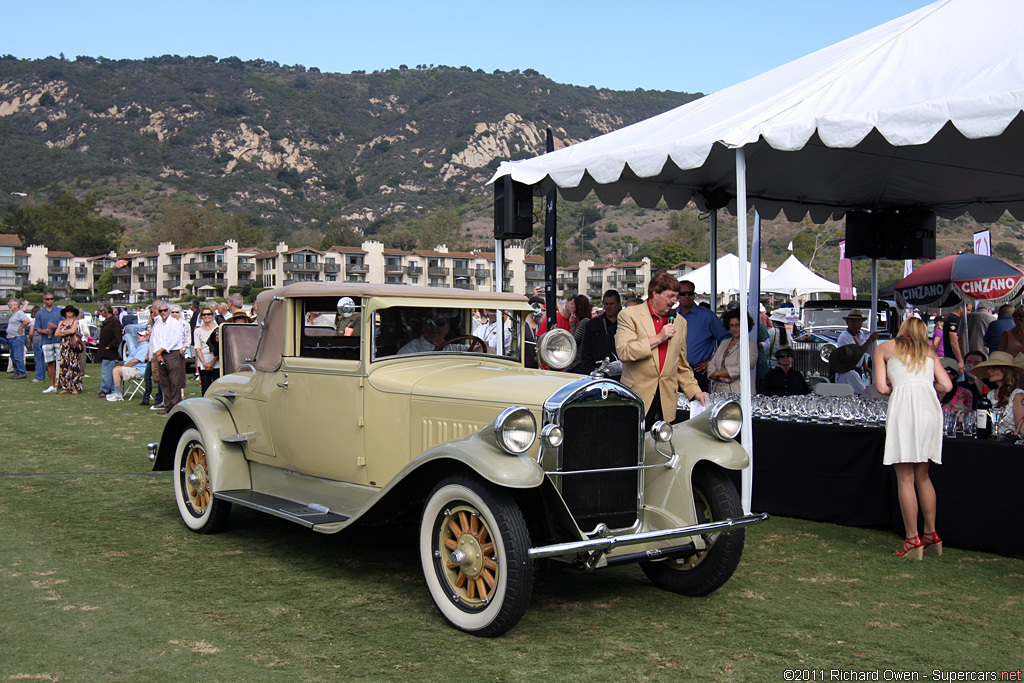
[276,373,288,389]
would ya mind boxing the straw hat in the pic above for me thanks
[843,309,867,322]
[969,351,1024,381]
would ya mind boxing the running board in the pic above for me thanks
[215,490,350,528]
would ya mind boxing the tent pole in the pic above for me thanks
[710,211,718,309]
[735,148,753,515]
[871,258,879,340]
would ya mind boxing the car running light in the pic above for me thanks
[540,424,564,448]
[650,421,673,442]
[493,407,537,454]
[709,400,743,441]
[536,328,576,370]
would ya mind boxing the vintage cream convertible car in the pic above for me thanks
[147,283,767,636]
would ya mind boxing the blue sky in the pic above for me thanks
[3,0,936,93]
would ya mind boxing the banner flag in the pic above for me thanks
[974,230,991,256]
[839,241,854,299]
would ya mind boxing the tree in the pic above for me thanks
[96,268,114,297]
[418,210,468,251]
[320,218,363,249]
[2,193,124,256]
[668,209,709,257]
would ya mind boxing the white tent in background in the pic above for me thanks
[490,0,1024,513]
[682,254,772,306]
[761,255,842,300]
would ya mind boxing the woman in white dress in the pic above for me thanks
[873,317,952,560]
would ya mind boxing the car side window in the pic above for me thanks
[298,297,361,361]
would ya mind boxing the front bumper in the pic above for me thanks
[527,512,769,560]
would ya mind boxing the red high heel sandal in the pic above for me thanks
[895,535,924,560]
[921,531,943,556]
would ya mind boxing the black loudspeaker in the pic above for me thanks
[845,210,936,260]
[494,176,535,240]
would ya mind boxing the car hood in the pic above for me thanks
[369,359,578,408]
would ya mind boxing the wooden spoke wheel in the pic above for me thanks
[173,428,231,534]
[420,475,532,637]
[640,465,745,596]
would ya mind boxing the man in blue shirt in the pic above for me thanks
[32,293,62,391]
[106,329,150,402]
[675,280,730,391]
[985,304,1015,354]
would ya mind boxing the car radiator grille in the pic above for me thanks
[559,402,642,530]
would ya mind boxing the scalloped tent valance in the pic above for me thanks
[491,0,1024,223]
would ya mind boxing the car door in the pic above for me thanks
[268,298,367,484]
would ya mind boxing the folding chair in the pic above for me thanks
[123,363,147,401]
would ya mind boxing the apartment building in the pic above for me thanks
[0,234,653,302]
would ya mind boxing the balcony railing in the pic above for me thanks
[428,266,450,277]
[384,265,408,276]
[112,267,131,276]
[283,262,322,273]
[48,266,69,275]
[284,277,322,286]
[453,267,472,278]
[620,273,641,283]
[190,262,228,274]
[236,262,255,272]
[163,279,181,289]
[74,268,88,276]
[587,286,604,297]
[587,275,604,284]
[454,282,475,290]
[346,264,369,274]
[136,265,158,275]
[474,267,490,278]
[525,270,545,281]
[163,264,181,273]
[191,278,226,289]
[15,264,29,274]
[407,266,423,276]
[323,263,340,273]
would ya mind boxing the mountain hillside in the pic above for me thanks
[0,56,697,236]
[1,55,1021,292]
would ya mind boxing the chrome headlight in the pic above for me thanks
[493,407,537,454]
[536,328,576,370]
[709,399,743,441]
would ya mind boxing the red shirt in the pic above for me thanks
[648,303,671,372]
[537,311,570,336]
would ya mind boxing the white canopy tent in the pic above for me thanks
[761,254,843,301]
[682,254,772,306]
[490,0,1024,512]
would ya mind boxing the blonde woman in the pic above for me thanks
[873,317,952,560]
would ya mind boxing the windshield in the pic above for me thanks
[373,304,523,363]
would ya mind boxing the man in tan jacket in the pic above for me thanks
[615,272,707,425]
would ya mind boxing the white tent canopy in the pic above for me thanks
[491,0,1024,223]
[761,254,842,298]
[682,254,772,298]
[489,0,1024,513]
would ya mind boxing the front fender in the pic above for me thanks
[406,430,547,489]
[641,417,748,537]
[151,397,252,493]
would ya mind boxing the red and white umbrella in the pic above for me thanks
[894,253,1024,310]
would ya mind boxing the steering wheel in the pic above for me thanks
[435,335,488,353]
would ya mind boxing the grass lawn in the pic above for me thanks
[1,369,1021,682]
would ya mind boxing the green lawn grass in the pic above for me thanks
[1,370,1021,682]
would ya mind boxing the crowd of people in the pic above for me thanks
[5,293,253,412]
